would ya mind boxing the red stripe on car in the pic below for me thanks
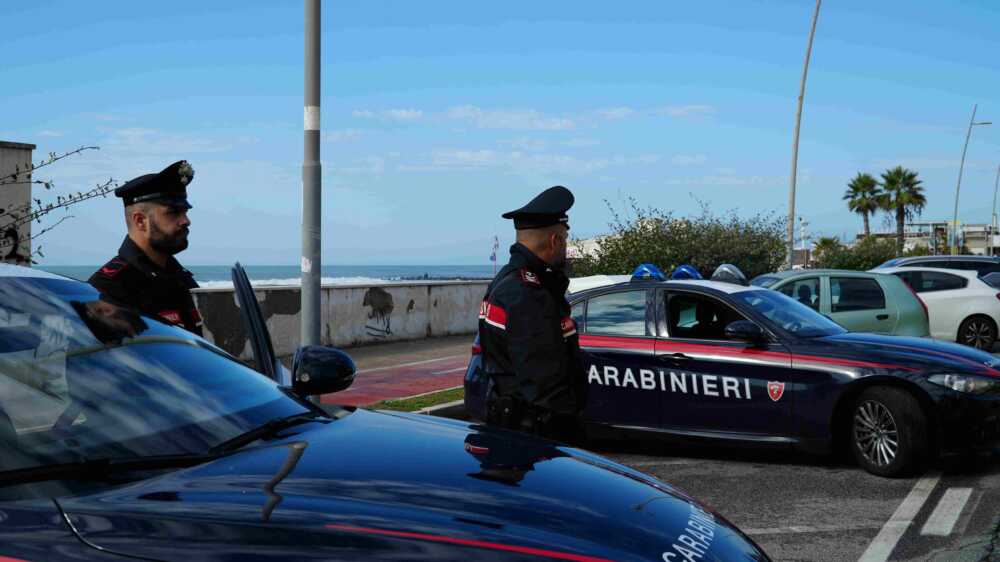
[325,524,614,562]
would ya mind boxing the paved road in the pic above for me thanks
[586,438,1000,561]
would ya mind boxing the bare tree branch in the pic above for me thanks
[0,146,100,187]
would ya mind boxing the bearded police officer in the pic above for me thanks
[88,160,203,336]
[478,185,584,440]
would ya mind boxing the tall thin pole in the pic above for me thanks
[302,0,322,359]
[786,0,821,270]
[992,164,1000,257]
[951,105,978,255]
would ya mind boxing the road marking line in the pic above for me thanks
[857,473,940,562]
[431,367,468,375]
[358,354,465,374]
[920,487,973,536]
[745,523,883,536]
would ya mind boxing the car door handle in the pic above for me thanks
[876,314,889,320]
[658,353,691,363]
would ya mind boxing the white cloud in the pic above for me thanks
[596,107,636,120]
[446,105,575,130]
[352,109,422,122]
[498,137,548,151]
[670,154,708,166]
[37,130,64,138]
[657,105,717,118]
[400,149,660,175]
[324,129,364,143]
[562,138,600,148]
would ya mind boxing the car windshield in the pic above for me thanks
[0,276,310,474]
[749,275,779,288]
[733,289,846,338]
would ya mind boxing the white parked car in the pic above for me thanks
[873,266,1000,350]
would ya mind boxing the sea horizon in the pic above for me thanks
[38,264,498,287]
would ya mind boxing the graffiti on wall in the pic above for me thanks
[363,287,394,338]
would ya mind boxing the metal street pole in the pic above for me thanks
[301,0,321,361]
[786,0,821,270]
[950,104,991,254]
[992,164,1000,257]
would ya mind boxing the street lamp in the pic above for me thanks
[992,164,1000,257]
[786,0,821,270]
[951,104,991,255]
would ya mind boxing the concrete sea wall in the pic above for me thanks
[192,280,489,359]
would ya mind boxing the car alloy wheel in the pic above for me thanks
[960,316,996,350]
[853,400,898,468]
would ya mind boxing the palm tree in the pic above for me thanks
[811,236,842,265]
[879,166,926,256]
[843,173,881,237]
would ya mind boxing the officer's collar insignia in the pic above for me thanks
[178,161,195,186]
[520,268,540,285]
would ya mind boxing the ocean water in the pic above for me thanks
[39,264,496,288]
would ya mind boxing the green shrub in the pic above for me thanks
[571,199,786,279]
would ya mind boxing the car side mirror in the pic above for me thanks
[724,320,766,343]
[290,345,356,396]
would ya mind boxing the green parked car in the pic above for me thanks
[750,269,930,337]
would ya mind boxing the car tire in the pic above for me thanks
[850,387,928,478]
[957,315,997,351]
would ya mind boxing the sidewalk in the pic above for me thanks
[319,334,474,407]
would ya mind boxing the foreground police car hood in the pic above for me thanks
[57,408,767,561]
[815,332,1000,374]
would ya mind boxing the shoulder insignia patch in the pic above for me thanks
[519,268,541,286]
[98,259,128,278]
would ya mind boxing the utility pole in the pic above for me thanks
[951,104,991,254]
[786,0,821,270]
[301,0,322,363]
[992,164,1000,257]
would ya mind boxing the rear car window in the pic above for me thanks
[776,277,820,310]
[584,290,646,336]
[831,277,885,312]
[912,271,967,292]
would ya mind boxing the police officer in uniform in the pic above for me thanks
[88,160,203,336]
[478,185,584,440]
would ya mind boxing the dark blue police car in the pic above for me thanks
[466,266,1000,477]
[0,264,770,561]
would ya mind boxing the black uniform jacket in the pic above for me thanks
[478,243,582,415]
[88,237,203,336]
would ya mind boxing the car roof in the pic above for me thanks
[758,269,887,280]
[0,263,74,281]
[874,266,980,278]
[885,255,999,264]
[569,277,759,297]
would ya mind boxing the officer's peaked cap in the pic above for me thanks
[502,185,574,230]
[115,160,195,209]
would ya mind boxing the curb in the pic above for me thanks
[415,399,466,415]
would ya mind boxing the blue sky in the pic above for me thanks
[3,0,1000,265]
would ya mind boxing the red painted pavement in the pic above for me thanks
[321,354,471,406]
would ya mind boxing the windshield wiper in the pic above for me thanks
[208,412,328,455]
[0,453,219,487]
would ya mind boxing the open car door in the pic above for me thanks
[231,262,290,385]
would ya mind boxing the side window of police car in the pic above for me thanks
[666,293,747,341]
[583,290,646,337]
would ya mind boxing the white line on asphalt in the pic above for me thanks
[358,354,465,374]
[857,473,941,562]
[920,487,973,536]
[431,367,468,375]
[745,523,883,536]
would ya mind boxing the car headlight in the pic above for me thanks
[928,374,1000,395]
